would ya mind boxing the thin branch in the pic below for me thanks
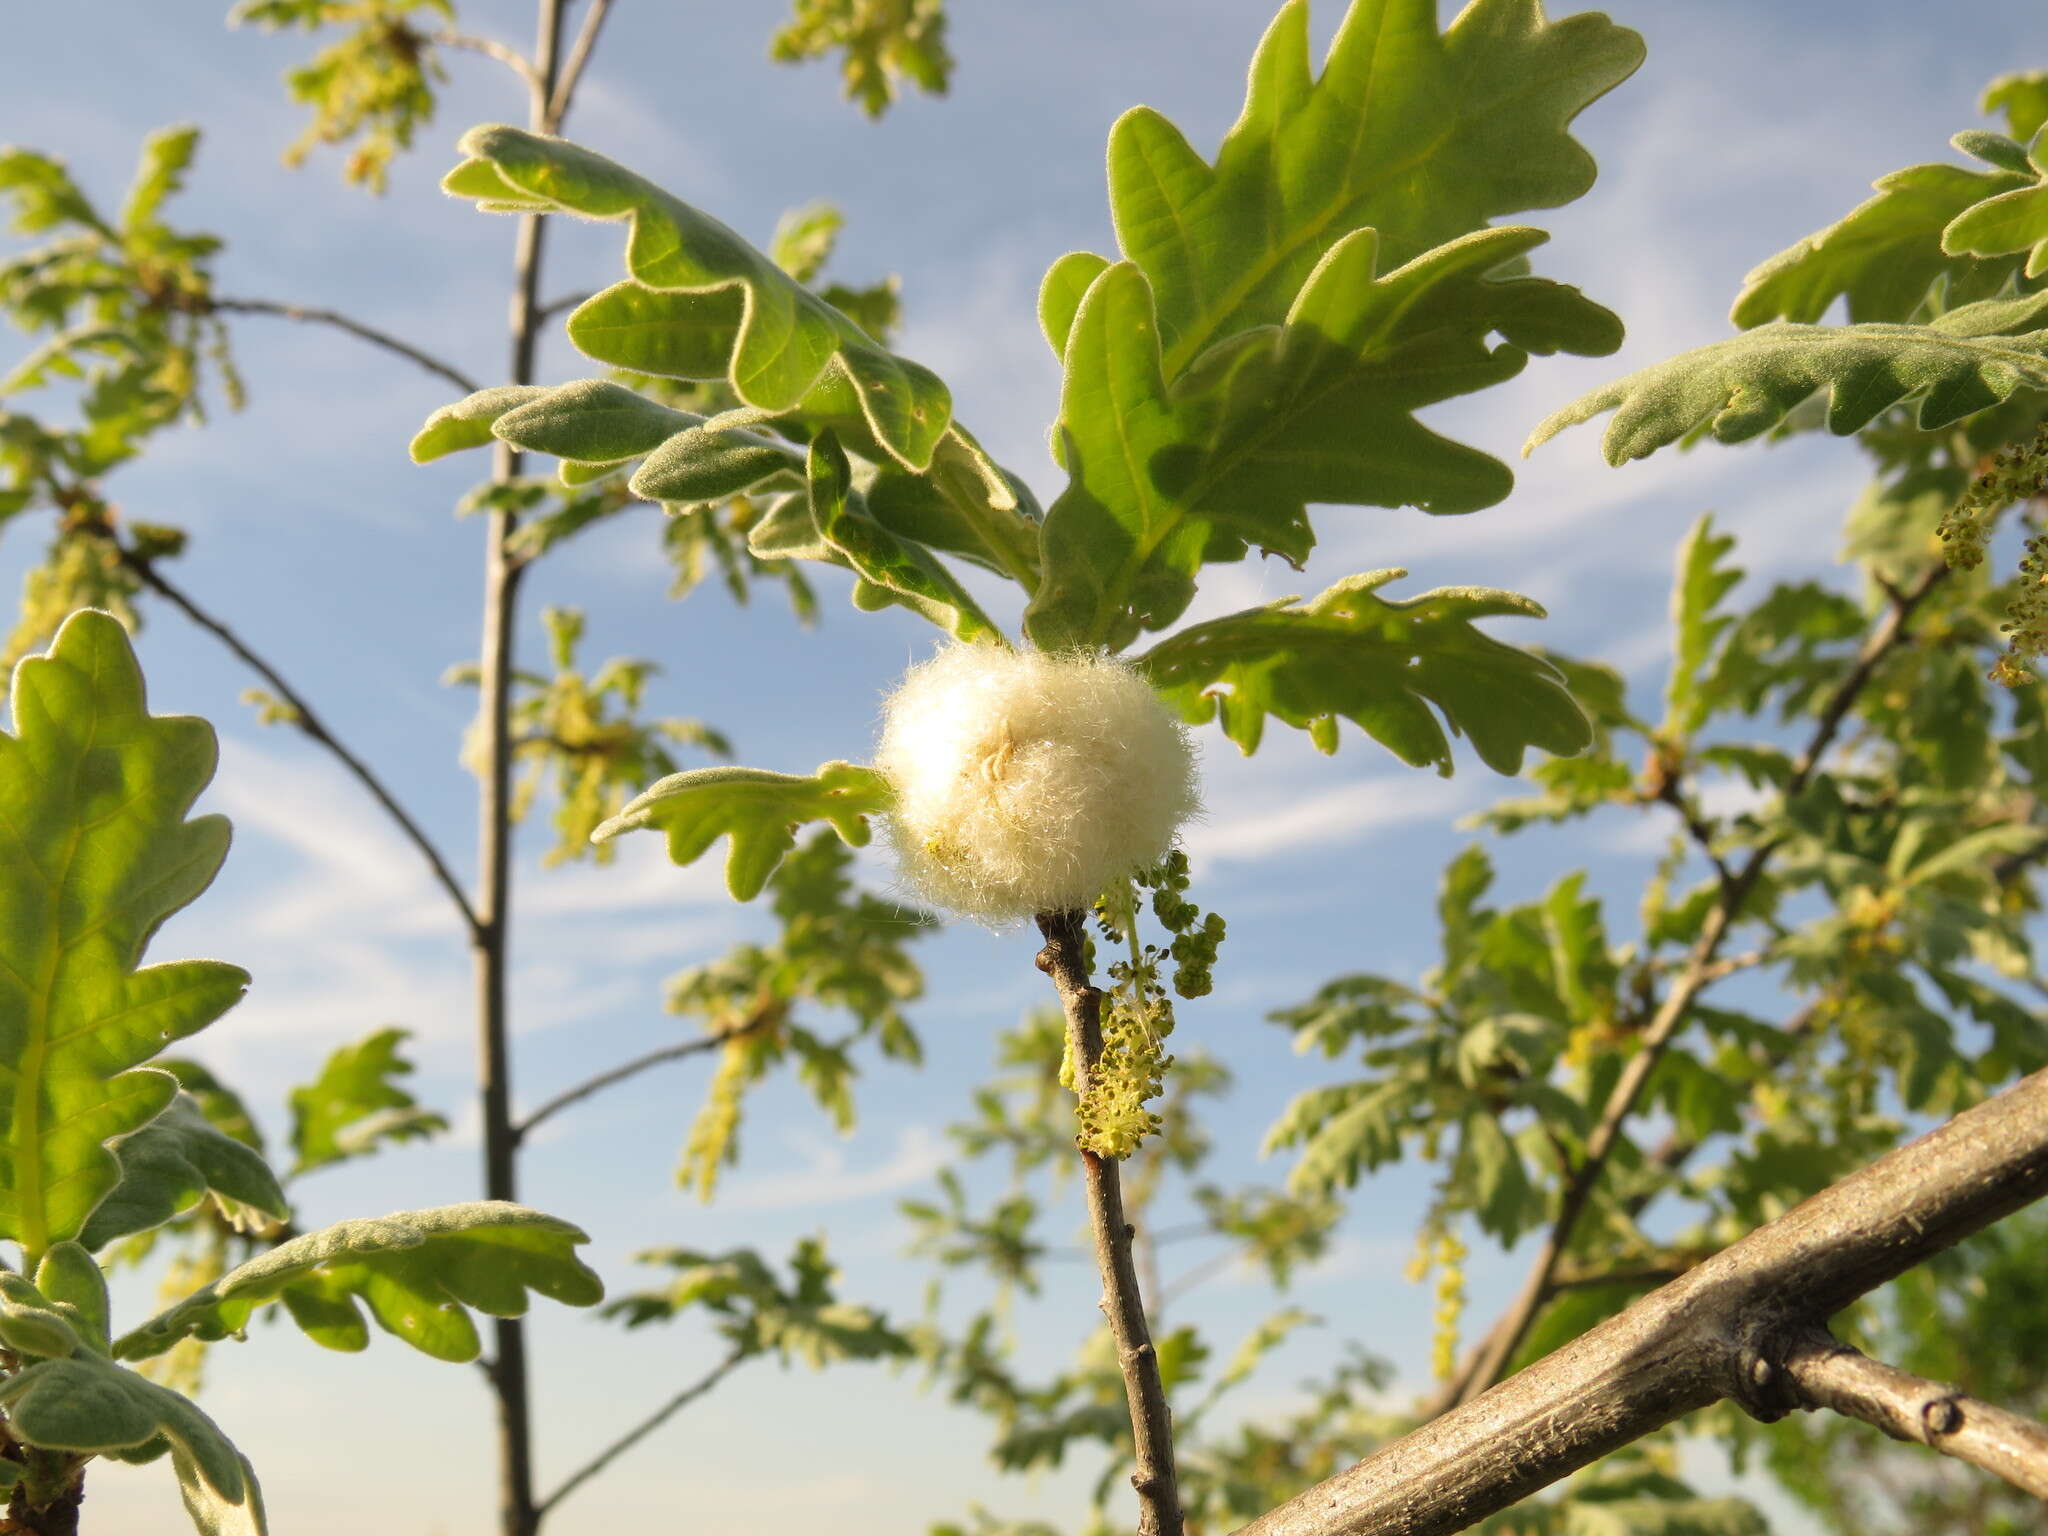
[546,0,614,131]
[534,1348,748,1518]
[431,29,542,92]
[536,291,593,323]
[1037,910,1185,1536]
[1778,1326,2048,1502]
[512,1005,778,1144]
[209,298,479,395]
[1232,1065,2048,1536]
[125,554,481,939]
[1451,562,1948,1406]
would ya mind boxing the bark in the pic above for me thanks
[1232,1065,2048,1536]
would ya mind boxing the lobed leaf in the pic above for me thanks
[1027,228,1621,650]
[1135,570,1589,775]
[0,611,246,1258]
[591,760,892,900]
[288,1026,446,1178]
[0,1350,265,1534]
[1527,295,2048,464]
[78,1096,288,1252]
[446,126,950,470]
[113,1202,603,1365]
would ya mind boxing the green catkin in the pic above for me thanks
[1935,422,2048,684]
[1070,854,1226,1158]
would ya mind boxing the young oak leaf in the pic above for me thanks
[0,610,247,1259]
[111,1202,603,1366]
[1527,291,2048,465]
[592,760,893,901]
[444,126,950,471]
[1134,570,1589,776]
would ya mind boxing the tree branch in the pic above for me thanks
[546,0,614,131]
[1232,1065,2048,1536]
[1036,910,1185,1536]
[512,1005,779,1145]
[1451,562,1948,1405]
[431,29,541,92]
[124,552,482,939]
[1778,1325,2048,1502]
[534,1348,748,1518]
[209,298,480,395]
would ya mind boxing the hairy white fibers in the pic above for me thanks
[875,645,1201,923]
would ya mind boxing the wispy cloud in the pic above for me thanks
[715,1126,949,1212]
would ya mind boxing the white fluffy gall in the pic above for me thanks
[875,645,1200,923]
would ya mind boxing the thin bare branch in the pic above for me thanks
[513,1006,778,1144]
[1779,1326,2048,1501]
[125,553,481,938]
[1233,1065,2048,1536]
[431,29,541,91]
[1452,562,1949,1405]
[1037,910,1185,1536]
[210,298,479,395]
[535,1348,748,1518]
[536,291,593,322]
[546,0,614,130]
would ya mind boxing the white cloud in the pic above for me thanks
[1186,772,1476,870]
[715,1125,949,1212]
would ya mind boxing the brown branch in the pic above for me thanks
[546,0,614,131]
[1778,1326,2048,1501]
[1036,910,1185,1536]
[431,29,541,91]
[208,298,480,395]
[125,553,482,939]
[534,1347,748,1518]
[1451,562,1949,1406]
[1232,1065,2048,1536]
[512,1005,778,1145]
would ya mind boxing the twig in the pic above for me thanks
[1452,563,1948,1406]
[1036,911,1184,1536]
[1232,1065,2048,1536]
[512,1006,779,1145]
[431,29,541,91]
[209,298,479,395]
[536,291,593,322]
[1778,1326,2048,1501]
[534,1348,748,1518]
[546,0,614,131]
[125,553,481,939]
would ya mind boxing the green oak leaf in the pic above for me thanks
[1027,229,1620,651]
[0,1350,265,1534]
[1986,72,2048,142]
[288,1026,447,1179]
[631,421,802,504]
[78,1096,289,1252]
[1942,149,2048,281]
[0,610,246,1261]
[1134,570,1589,775]
[806,433,1001,643]
[1109,0,1643,372]
[489,377,698,464]
[408,385,552,462]
[1527,293,2048,464]
[112,1202,603,1366]
[35,1241,110,1351]
[446,126,950,470]
[0,1272,83,1359]
[1731,163,2030,327]
[592,760,892,901]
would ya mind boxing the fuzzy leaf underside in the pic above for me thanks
[0,611,245,1254]
[78,1096,288,1252]
[1135,570,1589,774]
[591,760,892,901]
[0,1351,264,1534]
[1526,297,2048,464]
[1730,162,2031,327]
[112,1202,603,1365]
[407,384,552,462]
[444,126,950,470]
[1026,228,1622,650]
[804,432,1000,642]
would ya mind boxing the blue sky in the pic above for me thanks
[4,1,2044,1531]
